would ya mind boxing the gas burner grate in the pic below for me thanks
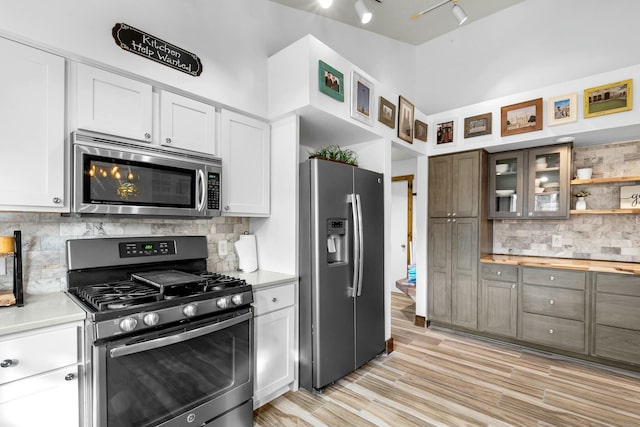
[77,280,162,311]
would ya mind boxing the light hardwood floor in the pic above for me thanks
[254,292,640,426]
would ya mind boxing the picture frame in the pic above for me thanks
[620,185,640,209]
[378,96,396,129]
[397,95,414,143]
[501,98,543,137]
[436,120,455,145]
[318,60,344,102]
[548,93,578,126]
[414,120,428,142]
[584,79,632,118]
[351,71,374,126]
[463,112,492,138]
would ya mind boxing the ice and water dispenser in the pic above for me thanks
[327,219,347,264]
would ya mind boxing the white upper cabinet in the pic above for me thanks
[0,38,65,211]
[76,63,153,142]
[160,91,217,155]
[221,109,270,216]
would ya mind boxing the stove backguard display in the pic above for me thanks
[119,240,176,258]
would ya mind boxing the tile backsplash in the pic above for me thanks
[493,139,640,262]
[0,213,249,294]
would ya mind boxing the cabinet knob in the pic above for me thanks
[144,133,151,139]
[549,329,554,334]
[447,213,451,217]
[224,206,230,211]
[511,284,516,289]
[496,271,501,276]
[65,373,76,381]
[549,276,555,281]
[549,299,555,305]
[452,219,456,222]
[517,213,521,217]
[53,197,62,204]
[447,219,451,223]
[1,359,14,368]
[529,212,533,216]
[452,212,457,217]
[165,138,172,144]
[272,297,278,303]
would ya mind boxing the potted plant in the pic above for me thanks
[573,190,590,210]
[308,145,358,166]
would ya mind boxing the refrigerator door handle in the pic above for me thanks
[349,193,360,298]
[356,194,364,297]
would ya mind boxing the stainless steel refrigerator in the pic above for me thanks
[299,158,385,392]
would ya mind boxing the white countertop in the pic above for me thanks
[223,269,297,290]
[0,292,86,337]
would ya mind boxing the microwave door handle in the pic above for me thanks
[196,169,206,211]
[109,311,251,358]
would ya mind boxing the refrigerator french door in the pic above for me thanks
[299,158,385,392]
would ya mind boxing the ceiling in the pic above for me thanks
[269,0,525,45]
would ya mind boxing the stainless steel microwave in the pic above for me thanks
[71,131,221,218]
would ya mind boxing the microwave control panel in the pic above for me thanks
[207,172,220,210]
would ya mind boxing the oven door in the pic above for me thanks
[92,309,253,427]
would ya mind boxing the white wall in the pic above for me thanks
[416,0,640,115]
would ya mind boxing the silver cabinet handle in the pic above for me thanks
[224,206,230,211]
[497,271,501,276]
[511,284,515,289]
[549,299,555,305]
[272,297,278,303]
[549,276,555,281]
[549,329,554,334]
[53,197,62,204]
[1,359,14,368]
[165,138,172,144]
[144,133,151,139]
[65,373,75,381]
[452,219,456,222]
[452,212,457,217]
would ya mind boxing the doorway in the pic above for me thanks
[391,175,413,297]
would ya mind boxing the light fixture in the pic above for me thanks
[318,0,333,9]
[451,1,468,25]
[354,0,372,24]
[411,0,469,26]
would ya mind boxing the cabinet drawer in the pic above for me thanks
[522,285,585,321]
[594,325,640,365]
[253,283,295,316]
[0,326,79,385]
[596,273,640,296]
[595,293,640,331]
[520,312,585,353]
[481,264,517,282]
[522,267,585,290]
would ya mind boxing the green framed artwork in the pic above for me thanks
[584,79,632,118]
[318,60,344,102]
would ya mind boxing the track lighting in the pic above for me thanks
[318,0,333,9]
[354,0,372,24]
[411,0,469,26]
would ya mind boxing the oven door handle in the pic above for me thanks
[109,311,252,358]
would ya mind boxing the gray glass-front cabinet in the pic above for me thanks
[489,144,571,219]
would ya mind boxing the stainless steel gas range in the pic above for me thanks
[66,236,253,427]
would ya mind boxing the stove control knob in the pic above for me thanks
[143,312,160,326]
[216,297,230,309]
[183,304,198,317]
[119,317,138,332]
[231,294,243,305]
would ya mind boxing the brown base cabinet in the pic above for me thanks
[479,265,517,338]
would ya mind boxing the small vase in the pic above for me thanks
[576,196,587,210]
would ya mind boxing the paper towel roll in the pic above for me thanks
[235,234,257,273]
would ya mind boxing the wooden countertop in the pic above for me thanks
[481,254,640,275]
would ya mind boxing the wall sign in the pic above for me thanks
[112,23,202,77]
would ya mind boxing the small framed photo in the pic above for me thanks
[415,120,428,142]
[501,98,543,137]
[378,96,396,129]
[436,120,455,145]
[318,60,344,102]
[351,71,374,126]
[464,112,492,138]
[584,79,632,118]
[548,93,578,126]
[397,95,414,143]
[620,185,640,208]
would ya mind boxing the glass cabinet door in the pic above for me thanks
[488,151,524,218]
[526,145,570,218]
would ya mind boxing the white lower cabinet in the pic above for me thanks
[0,322,83,427]
[253,282,296,408]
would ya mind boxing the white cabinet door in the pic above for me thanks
[0,38,65,211]
[160,91,217,155]
[221,109,270,216]
[77,63,153,142]
[254,305,295,406]
[0,366,80,427]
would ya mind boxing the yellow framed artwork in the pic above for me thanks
[584,79,632,118]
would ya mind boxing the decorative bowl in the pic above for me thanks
[535,162,548,170]
[576,168,592,179]
[495,164,509,173]
[495,189,515,197]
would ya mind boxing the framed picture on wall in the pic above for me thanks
[463,112,492,138]
[351,71,374,126]
[501,98,543,136]
[436,120,455,145]
[414,120,428,141]
[397,95,414,143]
[548,93,578,126]
[378,96,396,128]
[318,60,344,102]
[584,79,632,118]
